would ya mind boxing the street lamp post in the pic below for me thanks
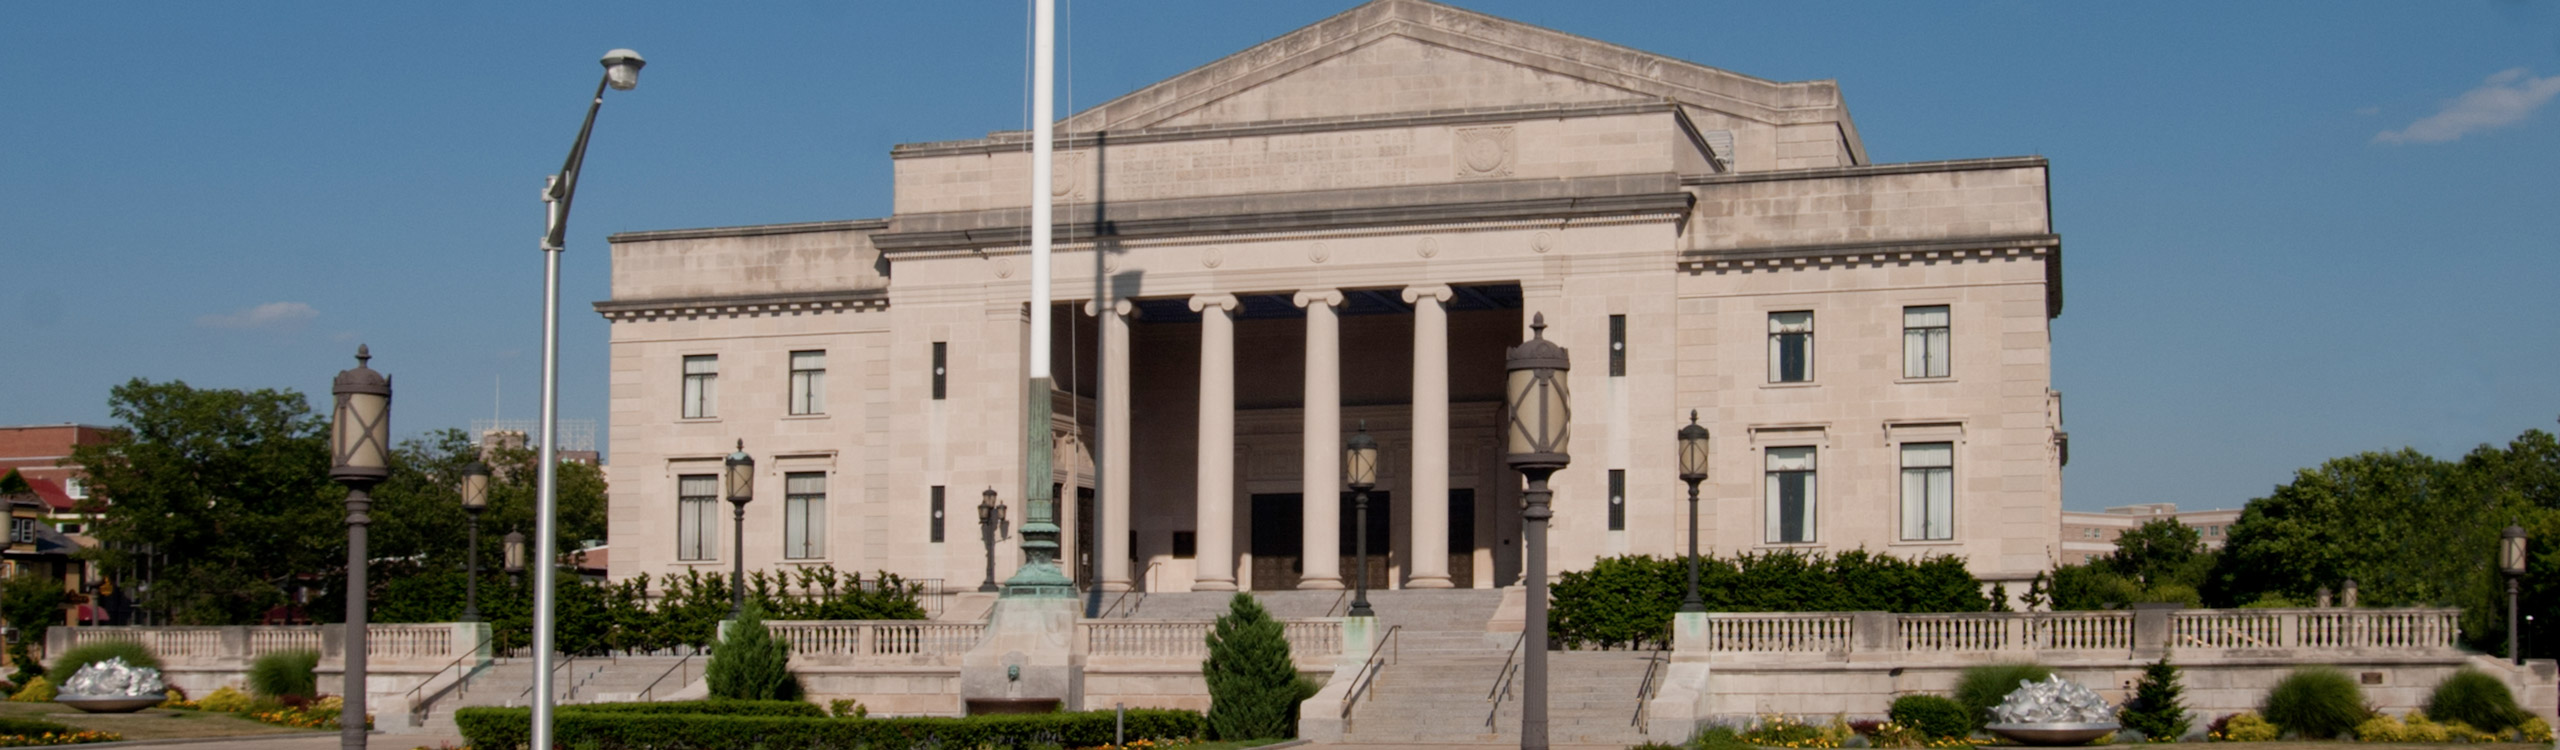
[978,488,1007,592]
[725,441,755,618]
[532,48,644,750]
[1676,411,1710,614]
[328,346,393,750]
[1345,423,1379,618]
[503,530,526,587]
[2502,524,2528,665]
[1503,314,1571,750]
[460,462,489,622]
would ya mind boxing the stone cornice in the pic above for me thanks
[1681,156,2046,187]
[606,218,889,245]
[1681,233,2063,319]
[592,288,889,322]
[872,174,1692,255]
[893,100,1682,159]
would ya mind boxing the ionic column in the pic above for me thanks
[1191,294,1241,591]
[1294,290,1346,590]
[1090,298,1135,592]
[1404,284,1455,589]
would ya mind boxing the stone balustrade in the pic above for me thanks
[1687,607,2460,660]
[767,621,986,665]
[1081,619,1343,662]
[46,622,491,732]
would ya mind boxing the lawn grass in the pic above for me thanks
[0,700,322,741]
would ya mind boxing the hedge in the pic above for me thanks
[1550,549,1991,648]
[545,699,825,718]
[455,706,1205,750]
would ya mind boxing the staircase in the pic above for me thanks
[404,655,697,735]
[1096,589,1357,620]
[1334,589,1658,746]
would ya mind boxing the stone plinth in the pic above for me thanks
[961,595,1083,714]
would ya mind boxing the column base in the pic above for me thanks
[1404,576,1454,589]
[1192,578,1238,592]
[1295,577,1345,590]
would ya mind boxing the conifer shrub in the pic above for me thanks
[704,602,798,701]
[245,649,319,699]
[2422,668,2528,733]
[1887,694,1971,740]
[1201,593,1297,740]
[2259,667,2367,739]
[44,640,161,687]
[1953,663,2050,732]
[2119,656,2191,740]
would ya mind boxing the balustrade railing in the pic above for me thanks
[1082,619,1344,660]
[1697,613,1854,653]
[1690,608,2460,658]
[767,621,985,659]
[49,623,471,668]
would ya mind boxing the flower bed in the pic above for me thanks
[456,705,1204,750]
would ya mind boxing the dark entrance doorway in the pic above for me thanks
[1072,485,1096,589]
[1249,494,1303,590]
[1447,489,1475,589]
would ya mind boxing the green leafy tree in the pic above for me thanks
[355,429,609,624]
[704,602,797,700]
[2119,656,2191,740]
[0,470,28,496]
[69,379,339,625]
[1201,593,1297,741]
[2107,519,2207,587]
[0,574,64,684]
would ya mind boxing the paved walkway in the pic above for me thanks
[95,733,463,750]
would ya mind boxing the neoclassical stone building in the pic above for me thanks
[599,0,2065,597]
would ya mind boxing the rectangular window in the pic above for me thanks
[1899,442,1954,541]
[9,519,33,544]
[681,355,719,419]
[1902,306,1950,379]
[1171,531,1197,559]
[929,486,946,544]
[783,472,826,559]
[1768,312,1814,383]
[676,474,717,561]
[789,350,827,415]
[1607,469,1626,531]
[1764,447,1817,543]
[931,342,948,400]
[62,478,85,500]
[1608,315,1626,376]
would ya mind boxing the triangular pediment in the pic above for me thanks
[1061,0,1850,133]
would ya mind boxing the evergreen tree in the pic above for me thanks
[2119,655,2191,740]
[1201,593,1297,740]
[705,602,798,700]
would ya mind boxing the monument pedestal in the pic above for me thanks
[961,574,1083,714]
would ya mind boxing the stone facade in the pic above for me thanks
[600,0,2065,595]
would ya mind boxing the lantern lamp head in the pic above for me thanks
[980,487,1005,524]
[2502,524,2528,576]
[1502,313,1572,472]
[1345,421,1380,491]
[723,440,755,505]
[601,49,645,91]
[460,461,491,512]
[329,345,393,485]
[1677,410,1711,482]
[503,530,527,573]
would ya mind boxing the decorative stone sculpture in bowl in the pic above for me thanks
[56,657,168,713]
[1982,675,2118,745]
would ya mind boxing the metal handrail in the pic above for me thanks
[401,643,491,720]
[1099,561,1164,618]
[1337,624,1402,730]
[635,649,700,702]
[515,654,575,705]
[1631,623,1674,732]
[1484,631,1527,729]
[1325,589,1351,618]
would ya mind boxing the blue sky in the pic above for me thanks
[4,2,2555,512]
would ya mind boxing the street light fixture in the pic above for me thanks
[531,48,644,750]
[503,530,526,586]
[978,488,1007,592]
[2502,524,2527,665]
[1676,411,1710,614]
[1503,313,1570,750]
[725,441,755,618]
[328,346,392,750]
[1344,423,1379,618]
[460,462,490,622]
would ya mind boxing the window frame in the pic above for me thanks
[783,471,826,560]
[1767,311,1815,383]
[1898,441,1955,541]
[788,350,827,416]
[1763,446,1818,544]
[676,474,718,561]
[1902,305,1951,379]
[681,355,719,419]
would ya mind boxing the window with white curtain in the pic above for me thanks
[789,350,826,416]
[1765,447,1817,543]
[681,355,719,419]
[1900,442,1954,541]
[677,474,717,561]
[1903,306,1950,378]
[784,472,827,559]
[1768,312,1814,383]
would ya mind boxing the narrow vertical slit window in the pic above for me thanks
[1607,469,1626,531]
[789,350,827,415]
[681,355,719,418]
[1768,312,1814,383]
[1608,314,1627,377]
[931,342,948,400]
[1903,306,1950,379]
[1900,442,1954,541]
[783,472,826,559]
[929,486,946,544]
[676,474,717,561]
[1764,447,1816,543]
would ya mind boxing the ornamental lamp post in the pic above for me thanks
[1344,423,1380,618]
[978,488,1007,592]
[2502,524,2527,665]
[328,346,392,750]
[1676,411,1711,614]
[503,530,526,586]
[1502,313,1570,750]
[460,462,490,622]
[724,441,755,618]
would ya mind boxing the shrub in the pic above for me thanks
[2259,667,2366,739]
[244,649,319,699]
[455,706,1205,750]
[1550,551,1990,649]
[1739,714,1832,748]
[2514,716,2553,742]
[2423,668,2528,733]
[2352,713,2406,742]
[1953,663,2050,731]
[704,602,797,701]
[2119,656,2191,740]
[1,574,64,686]
[1689,724,1755,750]
[1888,695,1971,740]
[197,685,255,712]
[44,640,162,687]
[8,677,52,702]
[2213,712,2277,742]
[1202,593,1297,740]
[562,699,823,718]
[0,717,74,736]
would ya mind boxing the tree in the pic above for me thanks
[704,601,797,700]
[1202,593,1297,741]
[2108,519,2203,586]
[0,574,64,684]
[69,379,339,625]
[2119,656,2191,740]
[353,429,609,623]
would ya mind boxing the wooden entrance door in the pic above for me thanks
[1249,494,1302,590]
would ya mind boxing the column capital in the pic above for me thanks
[1293,289,1345,309]
[1401,284,1454,305]
[1188,293,1240,313]
[1082,298,1137,317]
